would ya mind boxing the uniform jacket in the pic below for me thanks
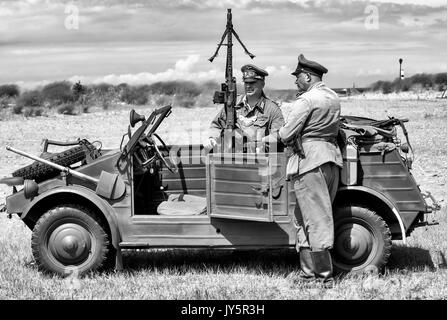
[209,93,284,144]
[279,82,343,178]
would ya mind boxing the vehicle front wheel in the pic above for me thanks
[31,205,112,276]
[332,205,392,274]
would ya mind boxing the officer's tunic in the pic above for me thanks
[279,81,342,250]
[209,93,284,151]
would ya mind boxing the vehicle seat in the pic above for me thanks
[157,193,207,216]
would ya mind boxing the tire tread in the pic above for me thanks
[31,204,111,276]
[333,204,392,273]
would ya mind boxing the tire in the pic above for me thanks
[12,146,86,183]
[31,205,112,276]
[332,205,392,274]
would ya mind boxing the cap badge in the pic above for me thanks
[243,70,257,78]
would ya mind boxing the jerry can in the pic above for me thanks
[341,142,358,185]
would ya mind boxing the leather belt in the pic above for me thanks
[302,136,337,144]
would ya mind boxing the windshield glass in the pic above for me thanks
[146,105,172,135]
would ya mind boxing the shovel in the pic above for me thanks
[5,146,126,200]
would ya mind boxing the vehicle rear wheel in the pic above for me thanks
[332,205,392,274]
[12,146,86,183]
[31,205,112,276]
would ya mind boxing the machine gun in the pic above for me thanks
[209,9,255,151]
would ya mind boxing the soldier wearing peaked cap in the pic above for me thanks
[204,64,284,152]
[241,64,268,82]
[277,54,342,285]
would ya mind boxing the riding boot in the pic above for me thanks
[310,249,334,287]
[298,248,315,281]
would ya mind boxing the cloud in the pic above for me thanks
[174,54,200,73]
[2,0,446,46]
[13,54,222,89]
[17,55,296,89]
[68,0,447,9]
[368,0,447,6]
[0,6,13,16]
[356,68,390,76]
[265,65,290,76]
[2,0,447,89]
[67,54,222,86]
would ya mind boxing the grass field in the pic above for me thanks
[1,98,446,299]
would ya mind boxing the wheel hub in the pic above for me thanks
[335,223,373,265]
[49,223,92,265]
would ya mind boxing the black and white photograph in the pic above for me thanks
[0,0,446,302]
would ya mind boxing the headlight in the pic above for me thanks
[24,180,39,199]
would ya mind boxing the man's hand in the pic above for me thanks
[203,137,218,150]
[261,133,280,144]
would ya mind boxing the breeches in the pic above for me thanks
[292,162,340,251]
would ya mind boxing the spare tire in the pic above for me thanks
[12,146,86,183]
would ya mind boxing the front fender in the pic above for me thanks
[337,185,407,244]
[21,185,121,249]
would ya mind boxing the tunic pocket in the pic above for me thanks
[254,115,269,127]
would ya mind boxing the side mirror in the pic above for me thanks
[130,109,145,128]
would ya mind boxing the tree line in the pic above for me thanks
[369,72,447,94]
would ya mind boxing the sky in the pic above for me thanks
[0,0,446,89]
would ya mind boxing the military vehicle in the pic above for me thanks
[0,9,440,277]
[0,105,440,276]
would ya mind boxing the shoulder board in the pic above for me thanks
[264,97,280,107]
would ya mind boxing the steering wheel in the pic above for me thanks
[151,133,177,173]
[133,133,177,173]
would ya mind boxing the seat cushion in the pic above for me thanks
[157,194,207,216]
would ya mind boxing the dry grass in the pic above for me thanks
[1,98,447,299]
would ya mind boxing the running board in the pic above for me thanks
[119,242,293,250]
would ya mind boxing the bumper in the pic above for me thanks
[423,191,442,214]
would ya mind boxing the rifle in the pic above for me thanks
[209,9,255,152]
